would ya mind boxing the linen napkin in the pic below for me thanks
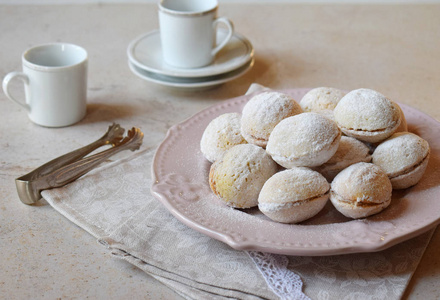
[42,84,436,300]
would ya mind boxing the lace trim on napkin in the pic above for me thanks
[248,251,311,300]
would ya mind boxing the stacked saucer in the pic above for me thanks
[127,29,254,89]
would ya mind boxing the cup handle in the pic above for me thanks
[2,72,31,111]
[212,17,234,56]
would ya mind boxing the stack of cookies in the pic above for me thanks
[200,88,430,223]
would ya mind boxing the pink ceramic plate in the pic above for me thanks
[151,88,440,256]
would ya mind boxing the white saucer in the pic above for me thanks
[127,29,254,78]
[128,58,254,89]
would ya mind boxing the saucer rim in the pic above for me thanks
[127,29,254,78]
[128,59,254,89]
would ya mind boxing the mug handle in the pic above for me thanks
[2,72,31,111]
[212,17,234,56]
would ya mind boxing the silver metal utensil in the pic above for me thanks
[15,124,144,205]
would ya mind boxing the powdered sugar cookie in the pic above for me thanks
[313,136,372,181]
[330,162,392,219]
[300,87,346,112]
[258,168,330,224]
[209,144,278,208]
[266,112,341,168]
[241,91,302,148]
[200,113,247,163]
[334,88,401,143]
[372,132,430,189]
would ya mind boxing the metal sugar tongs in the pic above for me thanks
[15,123,144,205]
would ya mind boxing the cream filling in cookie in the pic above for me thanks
[340,120,400,135]
[388,152,430,179]
[330,190,389,208]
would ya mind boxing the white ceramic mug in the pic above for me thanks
[2,43,88,127]
[158,0,234,69]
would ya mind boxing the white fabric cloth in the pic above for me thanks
[42,147,434,300]
[42,84,435,300]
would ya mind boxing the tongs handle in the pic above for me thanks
[15,124,143,205]
[42,127,143,189]
[20,123,125,181]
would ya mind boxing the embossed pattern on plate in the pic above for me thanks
[151,88,440,256]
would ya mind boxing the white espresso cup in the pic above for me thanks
[158,0,234,69]
[2,43,88,127]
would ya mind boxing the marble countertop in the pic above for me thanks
[1,3,439,299]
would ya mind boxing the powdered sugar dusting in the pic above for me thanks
[259,168,329,204]
[300,87,346,112]
[372,132,430,177]
[331,162,392,205]
[313,136,372,181]
[200,112,247,163]
[209,144,278,208]
[334,88,400,131]
[266,112,341,167]
[241,91,303,146]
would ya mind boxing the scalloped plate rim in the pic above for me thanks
[151,88,440,256]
